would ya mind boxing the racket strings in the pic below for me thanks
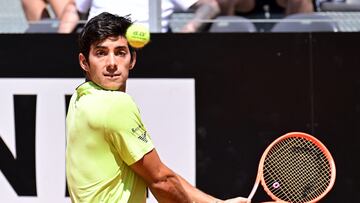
[262,137,332,203]
[274,138,330,201]
[264,140,324,202]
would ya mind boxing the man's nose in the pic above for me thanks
[106,54,117,72]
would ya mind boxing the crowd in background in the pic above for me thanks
[19,0,317,33]
[0,0,354,33]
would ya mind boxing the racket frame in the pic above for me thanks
[247,132,336,203]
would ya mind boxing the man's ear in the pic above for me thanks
[79,53,89,72]
[130,51,137,70]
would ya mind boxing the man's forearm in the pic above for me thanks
[176,174,221,203]
[148,173,193,203]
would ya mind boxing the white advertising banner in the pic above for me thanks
[0,78,196,203]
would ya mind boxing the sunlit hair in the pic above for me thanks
[78,12,135,61]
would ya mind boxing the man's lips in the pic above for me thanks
[104,73,120,78]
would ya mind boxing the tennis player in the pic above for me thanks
[66,12,249,203]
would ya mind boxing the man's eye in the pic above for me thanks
[96,50,106,56]
[116,51,126,56]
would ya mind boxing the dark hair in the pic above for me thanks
[78,12,135,60]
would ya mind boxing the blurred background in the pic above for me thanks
[1,0,360,33]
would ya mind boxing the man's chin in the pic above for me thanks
[105,87,120,91]
[99,83,122,91]
[104,85,121,91]
[92,79,124,91]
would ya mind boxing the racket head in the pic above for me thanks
[258,132,336,203]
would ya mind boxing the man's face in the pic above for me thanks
[79,36,136,91]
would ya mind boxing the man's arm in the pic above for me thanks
[176,174,222,202]
[130,149,193,202]
[176,173,250,203]
[181,0,221,32]
[131,149,249,203]
[58,0,80,33]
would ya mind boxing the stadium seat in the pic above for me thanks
[26,19,60,33]
[319,0,360,11]
[318,12,360,31]
[209,16,257,32]
[271,13,339,32]
[0,0,29,33]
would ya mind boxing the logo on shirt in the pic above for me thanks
[132,124,148,143]
[138,131,148,143]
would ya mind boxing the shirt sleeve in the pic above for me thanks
[105,92,154,166]
[75,0,92,14]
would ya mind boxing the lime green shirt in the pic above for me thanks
[66,81,154,203]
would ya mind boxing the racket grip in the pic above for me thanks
[247,182,259,200]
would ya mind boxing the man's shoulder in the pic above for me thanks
[94,90,137,110]
[76,85,136,109]
[77,82,132,101]
[100,90,133,101]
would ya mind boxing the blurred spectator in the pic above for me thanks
[217,0,255,15]
[216,0,314,17]
[58,0,221,33]
[22,0,71,21]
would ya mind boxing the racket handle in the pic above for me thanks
[247,182,259,200]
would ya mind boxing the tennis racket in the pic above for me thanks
[247,132,336,203]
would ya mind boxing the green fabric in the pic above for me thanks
[66,81,154,203]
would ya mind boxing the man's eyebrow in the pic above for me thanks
[94,45,107,49]
[93,45,128,49]
[114,45,128,49]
